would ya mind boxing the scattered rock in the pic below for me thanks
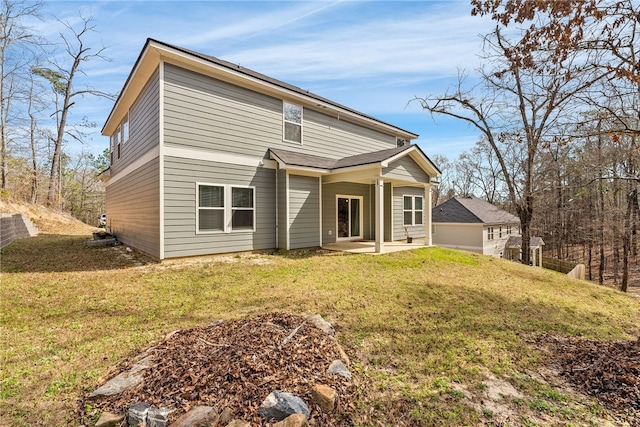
[80,313,354,426]
[170,405,218,427]
[311,384,337,413]
[94,411,124,427]
[259,390,310,421]
[89,355,154,398]
[331,339,351,365]
[327,359,351,379]
[147,406,172,427]
[272,413,309,427]
[306,314,334,336]
[225,421,250,427]
[128,402,151,426]
[208,319,224,327]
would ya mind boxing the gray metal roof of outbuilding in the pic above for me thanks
[432,197,520,225]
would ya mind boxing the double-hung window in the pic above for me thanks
[487,226,494,240]
[283,101,302,143]
[403,195,424,226]
[197,183,255,233]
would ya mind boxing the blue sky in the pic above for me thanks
[36,0,496,160]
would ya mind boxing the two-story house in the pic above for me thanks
[101,39,440,260]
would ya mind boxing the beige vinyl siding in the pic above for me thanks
[433,223,484,253]
[382,156,431,183]
[163,156,276,258]
[106,157,160,258]
[111,66,160,175]
[162,64,397,160]
[322,182,373,243]
[393,186,426,240]
[288,175,320,249]
[483,223,519,257]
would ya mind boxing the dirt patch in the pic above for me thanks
[77,313,356,426]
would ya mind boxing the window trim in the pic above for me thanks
[196,182,256,234]
[283,101,303,144]
[487,226,494,240]
[121,113,129,144]
[403,195,424,226]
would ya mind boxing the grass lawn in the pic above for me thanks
[1,233,639,426]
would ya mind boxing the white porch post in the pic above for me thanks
[532,245,537,267]
[375,178,384,253]
[425,184,432,246]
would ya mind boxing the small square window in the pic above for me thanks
[403,195,423,226]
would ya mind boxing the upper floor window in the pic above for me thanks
[499,226,503,238]
[283,101,302,143]
[403,195,424,226]
[488,226,494,240]
[506,225,512,235]
[121,114,129,144]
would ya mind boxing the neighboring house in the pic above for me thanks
[101,39,441,260]
[431,197,520,258]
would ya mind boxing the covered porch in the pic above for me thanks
[270,144,441,254]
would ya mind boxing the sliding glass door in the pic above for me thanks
[337,196,363,240]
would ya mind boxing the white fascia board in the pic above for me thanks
[382,146,441,178]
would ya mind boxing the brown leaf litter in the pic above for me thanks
[536,334,640,425]
[77,313,356,426]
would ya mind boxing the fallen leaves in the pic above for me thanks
[79,313,355,426]
[537,334,640,424]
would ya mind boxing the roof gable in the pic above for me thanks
[432,197,520,224]
[269,145,440,178]
[103,38,419,140]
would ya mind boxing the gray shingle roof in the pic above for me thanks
[432,197,520,225]
[269,145,434,172]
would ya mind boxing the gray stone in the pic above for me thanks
[327,359,351,379]
[128,402,151,426]
[147,406,172,427]
[95,411,124,427]
[258,390,310,421]
[306,314,334,336]
[89,355,154,398]
[90,371,144,398]
[170,405,218,427]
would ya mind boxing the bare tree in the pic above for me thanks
[416,27,606,264]
[31,15,112,207]
[0,0,42,189]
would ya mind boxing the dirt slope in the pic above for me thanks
[0,199,94,235]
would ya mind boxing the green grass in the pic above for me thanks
[1,234,639,426]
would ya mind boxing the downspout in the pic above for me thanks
[275,165,279,249]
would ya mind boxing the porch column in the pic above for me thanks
[375,178,384,253]
[425,184,432,246]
